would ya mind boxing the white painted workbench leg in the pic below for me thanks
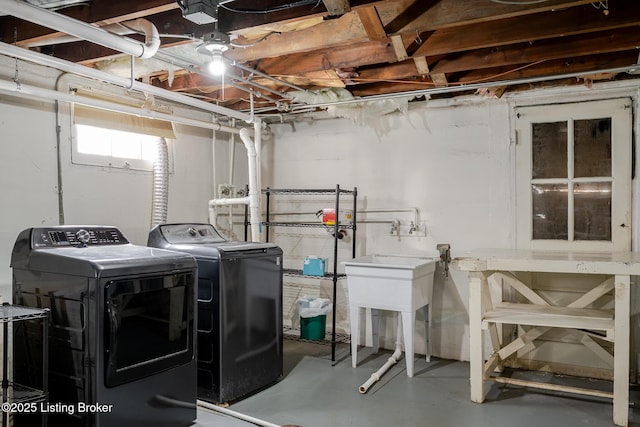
[401,310,415,378]
[351,305,360,368]
[613,274,630,427]
[469,272,486,403]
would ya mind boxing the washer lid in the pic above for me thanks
[11,226,196,277]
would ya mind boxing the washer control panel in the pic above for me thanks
[32,226,128,247]
[157,223,226,244]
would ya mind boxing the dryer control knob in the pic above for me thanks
[76,229,91,244]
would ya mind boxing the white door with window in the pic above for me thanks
[512,98,633,378]
[515,98,632,251]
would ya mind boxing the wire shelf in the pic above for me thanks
[262,188,356,196]
[0,382,47,404]
[283,269,346,279]
[263,221,355,229]
[283,326,350,345]
[0,305,49,323]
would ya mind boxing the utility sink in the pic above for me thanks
[343,254,437,377]
[343,254,437,312]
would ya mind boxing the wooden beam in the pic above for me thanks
[413,57,430,75]
[453,51,637,85]
[220,0,384,32]
[356,6,387,41]
[413,1,640,57]
[390,35,408,61]
[323,0,351,16]
[257,40,396,75]
[225,0,601,63]
[431,73,448,88]
[379,0,599,34]
[1,0,178,44]
[430,27,640,75]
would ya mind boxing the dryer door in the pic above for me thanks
[104,271,195,387]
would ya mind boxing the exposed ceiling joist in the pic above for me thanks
[1,0,639,114]
[322,0,351,17]
[356,6,386,41]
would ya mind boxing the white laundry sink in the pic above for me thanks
[343,254,437,312]
[343,254,438,377]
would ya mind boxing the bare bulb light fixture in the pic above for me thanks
[198,31,229,76]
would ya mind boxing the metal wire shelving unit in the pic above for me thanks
[259,185,358,363]
[0,304,49,427]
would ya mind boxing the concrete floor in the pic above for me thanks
[193,339,640,427]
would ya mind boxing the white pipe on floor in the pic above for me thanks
[197,400,283,427]
[0,1,159,58]
[359,313,404,394]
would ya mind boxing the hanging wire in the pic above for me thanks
[218,0,322,14]
[489,0,550,4]
[12,27,20,88]
[591,1,609,10]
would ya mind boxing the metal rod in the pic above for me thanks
[352,187,357,259]
[331,184,340,363]
[265,188,271,243]
[244,184,249,242]
[232,60,308,92]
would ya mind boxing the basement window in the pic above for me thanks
[514,98,632,251]
[74,125,162,170]
[71,104,175,171]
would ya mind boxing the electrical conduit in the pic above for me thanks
[359,312,404,394]
[0,1,159,59]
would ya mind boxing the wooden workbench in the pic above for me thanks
[453,249,640,427]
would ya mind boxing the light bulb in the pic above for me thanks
[208,52,225,75]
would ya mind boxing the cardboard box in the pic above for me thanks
[303,256,326,276]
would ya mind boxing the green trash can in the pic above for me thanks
[300,314,326,341]
[298,296,331,341]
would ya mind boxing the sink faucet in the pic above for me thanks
[408,221,417,234]
[389,220,400,235]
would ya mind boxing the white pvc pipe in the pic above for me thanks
[0,41,252,123]
[0,77,243,135]
[0,1,159,59]
[239,127,262,243]
[207,126,263,242]
[197,400,282,427]
[359,313,404,394]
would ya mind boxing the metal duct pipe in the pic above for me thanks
[0,41,252,123]
[151,138,170,227]
[0,1,159,59]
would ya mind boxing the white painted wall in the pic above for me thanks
[265,83,640,362]
[0,58,216,300]
[2,54,640,365]
[266,98,513,360]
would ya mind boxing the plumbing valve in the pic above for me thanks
[437,244,451,278]
[408,221,417,234]
[389,220,400,235]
